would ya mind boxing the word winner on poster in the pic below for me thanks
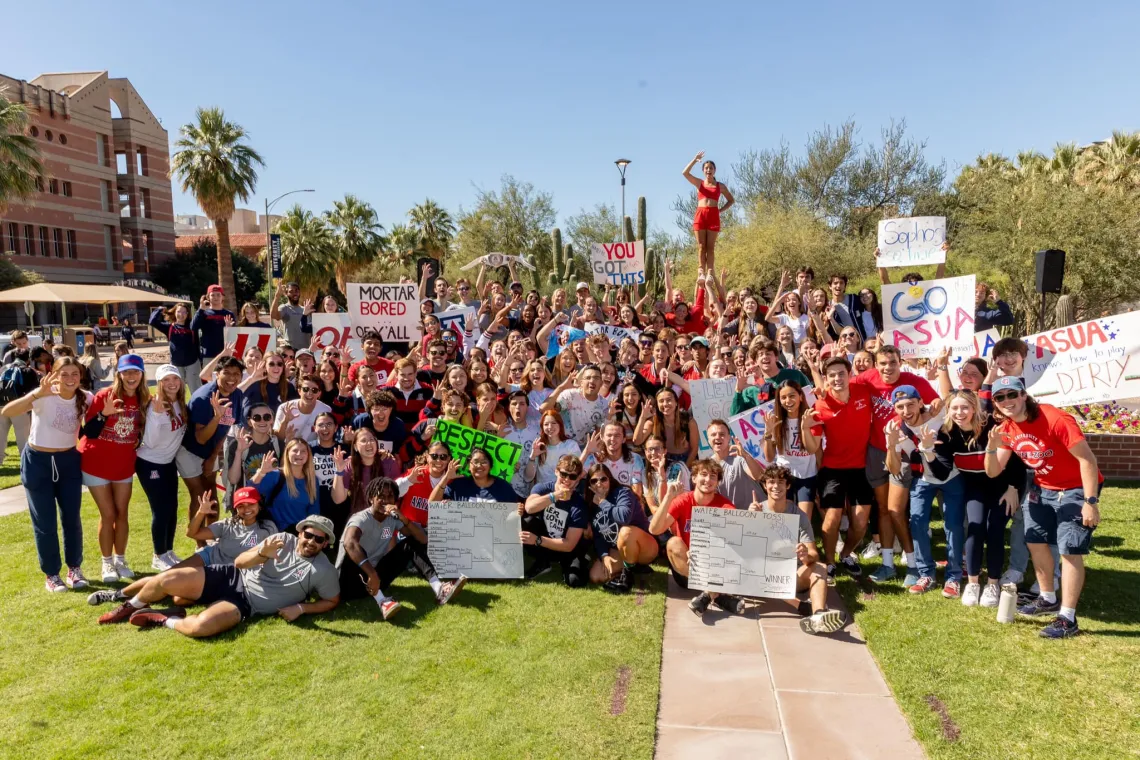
[346,283,420,343]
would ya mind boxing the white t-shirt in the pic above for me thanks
[527,388,553,412]
[136,402,187,464]
[891,410,953,484]
[533,439,582,485]
[584,452,645,488]
[29,392,94,449]
[557,389,610,446]
[501,420,541,497]
[776,418,819,480]
[274,399,332,446]
[776,313,811,344]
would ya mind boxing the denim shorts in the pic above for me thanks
[1024,486,1096,555]
[82,472,134,487]
[195,545,215,565]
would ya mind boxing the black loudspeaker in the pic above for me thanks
[1035,249,1065,294]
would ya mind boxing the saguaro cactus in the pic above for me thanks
[636,196,647,243]
[1055,293,1076,327]
[624,216,635,245]
[563,243,577,281]
[548,228,565,286]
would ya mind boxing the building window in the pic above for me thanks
[53,228,64,258]
[116,152,128,175]
[30,126,39,138]
[24,225,34,254]
[6,222,18,255]
[136,147,148,176]
[49,179,59,195]
[62,181,72,197]
[39,226,49,257]
[142,231,153,271]
[45,130,53,142]
[140,189,151,219]
[101,180,111,212]
[119,191,131,217]
[59,134,67,145]
[35,176,45,193]
[97,134,109,166]
[66,230,77,259]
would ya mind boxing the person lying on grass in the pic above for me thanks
[97,515,340,637]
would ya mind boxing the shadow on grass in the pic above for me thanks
[324,586,504,630]
[1075,567,1140,625]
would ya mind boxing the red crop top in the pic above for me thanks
[697,182,721,200]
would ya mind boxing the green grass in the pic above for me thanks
[0,484,665,760]
[836,483,1140,760]
[0,427,19,490]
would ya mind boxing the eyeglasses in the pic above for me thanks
[638,340,653,347]
[282,353,296,360]
[993,391,1021,403]
[250,413,273,422]
[589,476,608,485]
[301,387,321,395]
[556,470,577,479]
[301,530,327,544]
[509,366,524,373]
[645,447,664,455]
[443,336,457,343]
[429,453,450,461]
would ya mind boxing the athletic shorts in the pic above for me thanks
[198,564,253,621]
[789,475,818,504]
[865,446,889,489]
[670,564,689,590]
[1024,486,1097,556]
[889,467,913,489]
[819,467,874,510]
[175,447,205,479]
[82,472,133,486]
[692,206,721,232]
[195,545,215,565]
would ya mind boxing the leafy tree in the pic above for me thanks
[564,203,621,266]
[0,93,43,213]
[454,175,556,289]
[277,205,336,297]
[152,238,264,305]
[1081,130,1140,190]
[170,107,264,311]
[408,199,456,263]
[0,256,43,290]
[325,194,384,292]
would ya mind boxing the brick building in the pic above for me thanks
[0,71,176,326]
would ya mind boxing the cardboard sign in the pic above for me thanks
[433,419,523,480]
[346,282,421,343]
[949,328,999,389]
[590,241,645,286]
[427,501,524,579]
[688,507,800,599]
[689,377,738,459]
[584,322,642,345]
[877,216,947,268]
[224,327,276,357]
[311,313,361,356]
[883,275,976,358]
[725,401,775,465]
[1022,310,1140,406]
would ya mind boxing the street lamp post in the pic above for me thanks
[263,189,315,285]
[615,159,631,241]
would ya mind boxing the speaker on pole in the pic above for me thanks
[1035,249,1066,294]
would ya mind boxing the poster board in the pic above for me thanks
[433,419,523,480]
[438,306,477,336]
[584,322,641,345]
[689,377,738,459]
[590,241,646,287]
[877,216,947,268]
[949,328,999,389]
[346,282,420,343]
[427,501,524,579]
[311,313,361,356]
[1022,310,1140,406]
[224,327,276,357]
[882,275,976,358]
[688,507,800,600]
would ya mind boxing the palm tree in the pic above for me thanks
[277,204,336,298]
[1016,150,1047,180]
[1047,142,1082,186]
[384,223,421,268]
[325,194,384,292]
[170,107,263,310]
[408,199,456,263]
[0,93,44,214]
[1082,130,1140,190]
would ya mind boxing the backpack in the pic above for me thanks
[0,361,36,404]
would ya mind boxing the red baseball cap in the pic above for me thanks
[233,486,260,507]
[207,284,224,294]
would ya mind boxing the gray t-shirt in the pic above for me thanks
[208,518,279,565]
[334,509,403,569]
[763,502,815,544]
[277,303,306,350]
[241,533,340,616]
[715,455,756,510]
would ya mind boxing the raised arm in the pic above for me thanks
[682,151,704,187]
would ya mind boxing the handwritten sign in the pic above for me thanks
[877,216,947,268]
[427,501,524,579]
[590,241,645,286]
[1022,311,1140,406]
[883,275,975,358]
[584,322,642,346]
[689,377,738,459]
[224,327,275,357]
[433,419,523,480]
[311,314,361,356]
[688,507,800,599]
[725,401,774,465]
[949,328,998,389]
[346,282,420,343]
[459,253,535,271]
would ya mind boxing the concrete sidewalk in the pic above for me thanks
[0,486,29,517]
[654,578,925,760]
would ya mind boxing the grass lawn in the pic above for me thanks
[0,483,666,760]
[837,482,1140,760]
[0,427,20,490]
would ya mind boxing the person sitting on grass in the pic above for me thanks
[583,463,658,593]
[520,454,589,587]
[97,515,340,636]
[337,477,466,622]
[648,458,741,616]
[751,465,847,635]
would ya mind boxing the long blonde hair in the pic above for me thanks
[280,438,317,502]
[149,373,188,427]
[942,390,986,448]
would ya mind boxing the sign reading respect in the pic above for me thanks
[433,419,523,480]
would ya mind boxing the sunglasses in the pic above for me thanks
[429,453,450,461]
[301,387,321,394]
[301,530,327,544]
[589,476,609,485]
[993,391,1021,402]
[556,470,577,479]
[249,413,273,422]
[509,366,524,372]
[267,362,284,368]
[459,286,470,292]
[429,350,446,357]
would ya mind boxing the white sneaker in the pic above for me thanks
[101,558,119,583]
[836,539,845,555]
[1000,569,1024,586]
[861,541,882,560]
[961,582,981,607]
[151,553,173,572]
[163,550,183,567]
[980,584,1001,608]
[113,556,135,580]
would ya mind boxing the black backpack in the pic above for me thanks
[0,361,36,404]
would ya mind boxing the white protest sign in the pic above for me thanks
[345,282,420,343]
[883,275,975,358]
[590,241,646,287]
[438,306,477,336]
[584,322,642,345]
[725,401,774,465]
[311,313,361,356]
[1022,310,1140,406]
[427,501,524,579]
[689,377,738,459]
[224,327,276,357]
[949,328,999,389]
[877,216,947,268]
[688,507,800,600]
[459,252,535,271]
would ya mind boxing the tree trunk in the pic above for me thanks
[214,216,238,311]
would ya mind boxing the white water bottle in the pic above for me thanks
[996,583,1018,623]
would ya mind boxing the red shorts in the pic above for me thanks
[693,206,721,232]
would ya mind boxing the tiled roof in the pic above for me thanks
[175,233,266,251]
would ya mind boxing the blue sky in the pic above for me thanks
[6,1,1139,235]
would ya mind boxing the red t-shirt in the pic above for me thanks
[813,384,874,469]
[78,389,141,480]
[852,369,939,451]
[399,472,447,526]
[347,356,395,386]
[667,490,735,547]
[999,404,1103,491]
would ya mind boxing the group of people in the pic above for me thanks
[3,237,1102,641]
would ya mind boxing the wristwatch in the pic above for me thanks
[1084,496,1099,506]
[535,535,544,548]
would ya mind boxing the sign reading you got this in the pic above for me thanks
[345,283,421,343]
[590,241,646,287]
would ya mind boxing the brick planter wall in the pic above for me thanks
[1085,434,1140,480]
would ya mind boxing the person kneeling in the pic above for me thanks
[97,516,340,636]
[520,455,590,588]
[583,463,658,593]
[753,465,848,635]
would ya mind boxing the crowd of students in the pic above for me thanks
[2,253,1103,641]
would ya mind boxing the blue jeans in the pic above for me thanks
[21,447,84,576]
[909,476,965,581]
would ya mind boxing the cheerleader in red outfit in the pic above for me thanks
[683,150,734,273]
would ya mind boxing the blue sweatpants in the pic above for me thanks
[22,447,84,576]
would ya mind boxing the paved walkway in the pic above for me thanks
[654,578,925,760]
[0,486,29,517]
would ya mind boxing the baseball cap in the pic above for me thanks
[992,376,1026,393]
[510,280,523,291]
[689,336,710,349]
[890,384,921,403]
[295,349,314,360]
[232,486,261,508]
[155,364,180,381]
[206,284,224,294]
[296,515,336,545]
[575,281,590,291]
[116,354,145,373]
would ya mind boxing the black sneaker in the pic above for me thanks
[840,555,862,577]
[525,558,552,580]
[688,591,712,616]
[826,564,837,587]
[87,588,125,606]
[711,593,746,615]
[603,568,633,594]
[1017,596,1061,618]
[1039,615,1080,639]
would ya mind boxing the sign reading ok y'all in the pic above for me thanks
[433,419,523,480]
[877,216,947,268]
[346,282,421,343]
[590,241,645,286]
[224,327,276,357]
[882,275,976,358]
[1022,310,1140,406]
